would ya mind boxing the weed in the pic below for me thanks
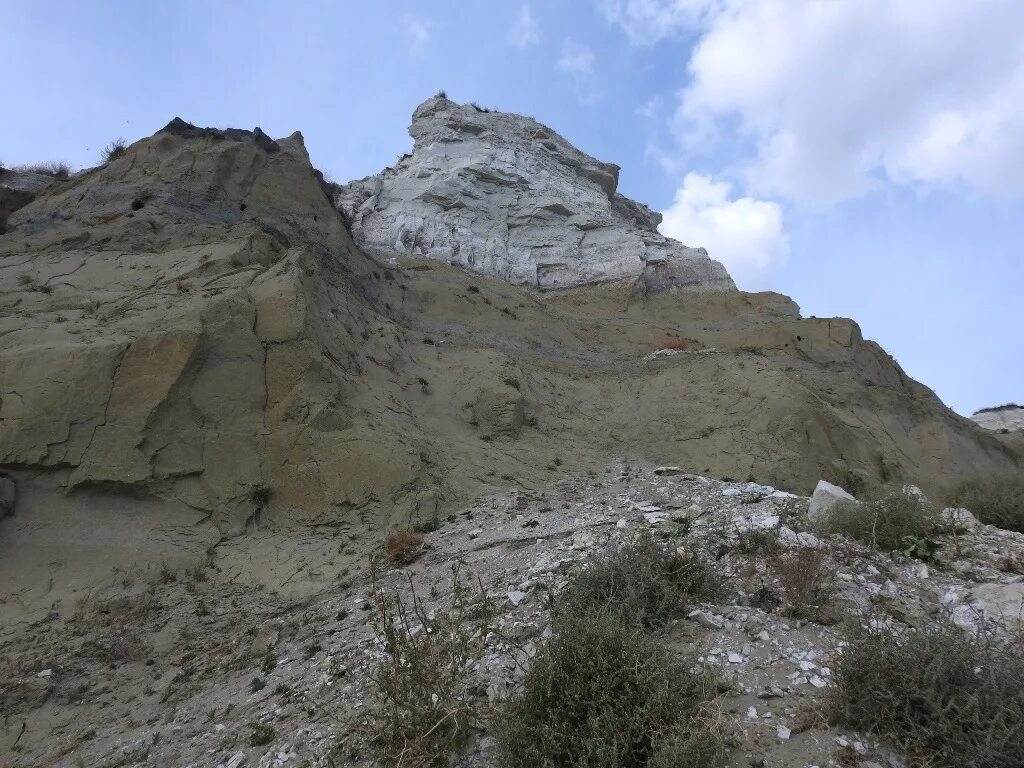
[250,677,266,692]
[558,531,719,629]
[733,527,781,557]
[303,642,322,660]
[948,474,1024,533]
[434,89,448,99]
[815,489,939,555]
[370,566,484,767]
[496,610,726,768]
[771,547,834,621]
[385,531,425,565]
[831,621,1024,767]
[82,628,151,663]
[102,138,127,163]
[249,723,275,746]
[274,683,291,695]
[260,650,277,674]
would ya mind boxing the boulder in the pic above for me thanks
[807,480,856,522]
[335,95,735,293]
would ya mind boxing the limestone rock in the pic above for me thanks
[972,404,1024,433]
[335,96,735,293]
[807,480,856,522]
[0,168,57,234]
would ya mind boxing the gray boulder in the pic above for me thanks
[807,479,856,522]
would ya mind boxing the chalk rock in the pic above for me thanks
[807,480,856,522]
[336,95,735,293]
[971,404,1024,432]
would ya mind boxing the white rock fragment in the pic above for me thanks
[728,651,745,664]
[777,725,791,741]
[468,528,484,539]
[507,590,527,606]
[36,669,52,678]
[654,466,683,475]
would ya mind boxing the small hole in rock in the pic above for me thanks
[240,202,247,211]
[131,199,144,211]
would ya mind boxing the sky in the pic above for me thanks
[2,0,1021,416]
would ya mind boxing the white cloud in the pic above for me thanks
[598,0,715,44]
[402,14,432,53]
[508,6,540,48]
[557,40,595,76]
[660,173,788,285]
[557,41,599,103]
[605,0,1024,206]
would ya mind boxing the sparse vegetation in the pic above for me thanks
[948,474,1024,533]
[815,489,939,555]
[496,609,726,768]
[102,138,127,163]
[249,723,275,746]
[771,547,835,621]
[832,621,1024,768]
[385,531,425,565]
[370,568,483,767]
[17,160,72,179]
[557,532,718,629]
[434,89,448,99]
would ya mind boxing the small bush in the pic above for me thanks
[82,628,151,662]
[948,474,1024,533]
[771,547,834,621]
[659,337,689,351]
[385,531,425,565]
[249,723,275,746]
[370,570,483,767]
[815,490,938,554]
[831,621,1024,767]
[102,138,127,163]
[434,89,448,99]
[496,610,726,768]
[558,532,718,629]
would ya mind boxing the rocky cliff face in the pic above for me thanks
[336,96,735,292]
[0,106,1020,619]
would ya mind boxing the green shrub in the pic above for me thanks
[831,622,1024,767]
[557,532,718,629]
[815,490,938,554]
[496,610,726,768]
[948,475,1024,533]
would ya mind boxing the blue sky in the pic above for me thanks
[2,0,1021,415]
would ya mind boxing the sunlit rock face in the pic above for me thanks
[972,404,1024,432]
[335,96,735,293]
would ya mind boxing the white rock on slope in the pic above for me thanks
[335,95,736,293]
[807,479,856,522]
[971,404,1024,433]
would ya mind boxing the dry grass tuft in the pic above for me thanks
[771,547,835,621]
[385,531,425,565]
[948,474,1024,533]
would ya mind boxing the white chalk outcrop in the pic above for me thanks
[335,96,735,293]
[971,404,1024,433]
